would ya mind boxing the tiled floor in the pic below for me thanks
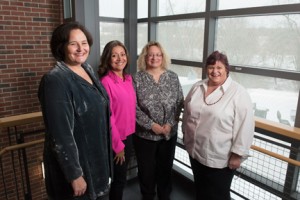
[123,171,195,200]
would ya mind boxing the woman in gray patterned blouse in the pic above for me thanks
[133,41,184,200]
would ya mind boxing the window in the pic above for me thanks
[99,22,124,53]
[157,20,205,62]
[158,0,206,16]
[99,0,124,18]
[216,15,300,72]
[218,0,300,10]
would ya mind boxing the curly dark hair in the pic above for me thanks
[50,21,93,61]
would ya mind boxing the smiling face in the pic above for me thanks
[207,60,228,86]
[146,45,163,69]
[64,29,90,67]
[110,45,127,74]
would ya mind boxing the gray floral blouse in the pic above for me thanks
[133,70,184,141]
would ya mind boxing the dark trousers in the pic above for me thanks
[49,193,109,200]
[133,134,177,200]
[109,135,133,200]
[190,157,235,200]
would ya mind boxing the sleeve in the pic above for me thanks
[38,74,82,182]
[133,73,154,130]
[101,78,125,154]
[167,74,184,127]
[231,88,255,157]
[181,83,196,136]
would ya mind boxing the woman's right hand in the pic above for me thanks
[71,176,87,196]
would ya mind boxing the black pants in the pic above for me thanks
[133,135,177,200]
[109,135,133,200]
[49,194,109,200]
[190,157,235,200]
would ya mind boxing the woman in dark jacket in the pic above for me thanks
[38,22,113,200]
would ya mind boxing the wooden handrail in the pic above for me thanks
[0,112,43,128]
[0,112,300,166]
[255,117,300,140]
[251,145,300,167]
[0,139,45,157]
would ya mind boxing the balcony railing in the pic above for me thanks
[0,112,300,200]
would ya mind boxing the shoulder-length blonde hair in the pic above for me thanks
[137,41,171,71]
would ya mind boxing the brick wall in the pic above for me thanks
[0,0,63,117]
[0,0,63,199]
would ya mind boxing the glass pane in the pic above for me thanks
[219,0,300,10]
[215,15,300,72]
[99,0,124,18]
[138,0,148,18]
[99,22,124,53]
[230,72,299,127]
[138,23,148,55]
[63,0,72,19]
[157,20,204,62]
[169,64,202,97]
[158,0,206,16]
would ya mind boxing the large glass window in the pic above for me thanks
[218,0,300,10]
[137,23,148,54]
[99,0,124,18]
[138,0,148,18]
[230,72,299,126]
[157,20,205,61]
[169,64,202,97]
[158,0,206,16]
[215,15,300,72]
[99,22,124,53]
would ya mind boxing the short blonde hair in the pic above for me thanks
[137,41,171,71]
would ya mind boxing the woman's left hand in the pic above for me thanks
[228,153,242,170]
[162,124,171,136]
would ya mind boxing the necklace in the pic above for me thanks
[203,93,224,106]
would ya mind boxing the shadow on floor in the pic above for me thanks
[123,171,195,200]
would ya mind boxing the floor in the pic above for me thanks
[123,171,195,200]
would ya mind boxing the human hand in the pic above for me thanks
[228,153,242,170]
[162,124,171,136]
[71,176,87,196]
[114,150,125,165]
[151,123,164,135]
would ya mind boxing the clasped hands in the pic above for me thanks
[151,123,171,137]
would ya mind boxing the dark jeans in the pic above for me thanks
[190,157,235,200]
[109,135,133,200]
[133,134,177,200]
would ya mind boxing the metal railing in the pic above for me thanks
[174,117,300,200]
[0,112,44,200]
[1,112,300,200]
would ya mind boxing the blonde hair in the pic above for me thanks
[137,41,171,71]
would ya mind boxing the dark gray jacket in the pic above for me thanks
[38,61,113,200]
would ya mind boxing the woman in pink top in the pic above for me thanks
[98,40,136,200]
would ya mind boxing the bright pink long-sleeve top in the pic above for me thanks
[100,71,136,154]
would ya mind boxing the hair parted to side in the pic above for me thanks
[98,40,129,78]
[205,51,230,76]
[137,41,170,71]
[50,21,93,62]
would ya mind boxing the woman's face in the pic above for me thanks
[64,29,90,67]
[207,60,228,86]
[110,45,127,73]
[146,46,163,69]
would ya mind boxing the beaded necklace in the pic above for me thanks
[203,93,224,106]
